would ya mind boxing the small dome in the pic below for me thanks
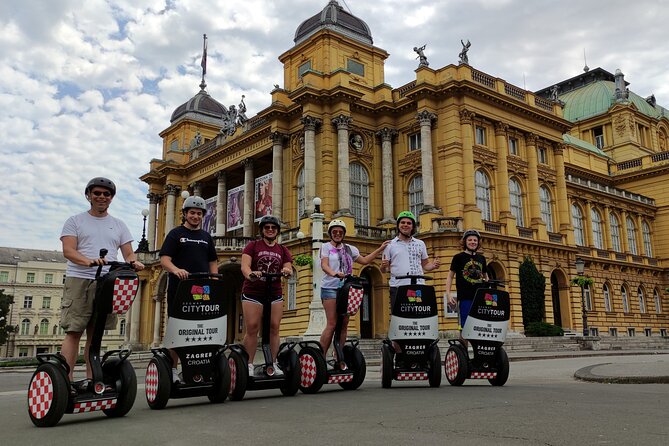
[294,0,373,46]
[170,88,227,124]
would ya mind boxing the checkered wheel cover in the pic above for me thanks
[228,357,237,394]
[346,286,364,316]
[396,371,428,381]
[28,371,54,419]
[299,353,317,388]
[327,373,354,384]
[112,278,139,314]
[73,399,117,413]
[470,371,497,379]
[145,362,159,403]
[445,350,459,381]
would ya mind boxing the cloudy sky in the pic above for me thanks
[1,0,668,252]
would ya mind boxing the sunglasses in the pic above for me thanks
[264,225,278,230]
[91,191,112,197]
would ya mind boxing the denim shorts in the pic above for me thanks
[321,288,338,300]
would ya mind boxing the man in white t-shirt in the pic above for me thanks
[59,177,144,381]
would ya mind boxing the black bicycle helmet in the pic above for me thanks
[461,229,481,241]
[85,177,116,196]
[259,215,280,229]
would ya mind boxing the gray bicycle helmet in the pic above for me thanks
[461,229,481,241]
[85,177,116,196]
[259,215,280,229]
[182,196,207,214]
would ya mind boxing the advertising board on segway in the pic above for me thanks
[461,286,510,358]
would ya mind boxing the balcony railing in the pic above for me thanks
[548,232,563,243]
[518,227,534,239]
[432,217,462,233]
[355,225,395,239]
[213,236,255,251]
[484,221,502,234]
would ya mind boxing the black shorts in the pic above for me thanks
[241,293,283,305]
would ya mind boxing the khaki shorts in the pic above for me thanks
[60,277,118,333]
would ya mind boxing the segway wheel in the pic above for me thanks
[339,345,366,390]
[227,350,248,401]
[103,358,137,417]
[444,346,468,386]
[208,353,231,403]
[488,347,510,386]
[145,357,171,410]
[27,362,69,427]
[298,346,326,394]
[428,345,442,388]
[381,344,393,389]
[280,350,300,396]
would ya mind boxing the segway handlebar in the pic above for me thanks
[249,271,289,280]
[187,272,224,279]
[482,279,506,289]
[395,274,433,284]
[90,248,137,278]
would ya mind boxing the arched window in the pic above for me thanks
[603,283,612,312]
[287,268,297,311]
[509,178,524,227]
[475,170,492,221]
[39,318,49,335]
[591,209,604,249]
[654,289,662,314]
[621,285,630,313]
[350,163,369,226]
[20,318,31,335]
[539,186,554,232]
[642,220,653,257]
[119,319,126,336]
[626,217,638,255]
[296,168,305,220]
[408,175,423,219]
[571,204,585,246]
[638,287,646,313]
[610,213,622,252]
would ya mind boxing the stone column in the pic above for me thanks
[152,299,162,347]
[147,192,161,251]
[635,213,645,256]
[332,114,353,215]
[620,210,630,254]
[583,200,593,248]
[494,122,516,235]
[164,184,180,234]
[301,116,322,214]
[376,127,398,224]
[192,182,203,197]
[129,280,142,348]
[271,132,285,222]
[460,109,479,229]
[417,110,437,211]
[525,133,545,238]
[553,143,573,244]
[215,170,227,235]
[242,158,254,237]
[602,205,612,250]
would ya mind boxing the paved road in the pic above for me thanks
[2,354,668,445]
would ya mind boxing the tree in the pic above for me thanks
[519,256,546,329]
[0,289,15,347]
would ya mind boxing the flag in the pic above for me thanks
[200,34,208,76]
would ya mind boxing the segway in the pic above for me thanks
[444,279,510,386]
[145,272,231,409]
[28,249,140,427]
[298,275,367,394]
[227,271,300,400]
[381,275,441,388]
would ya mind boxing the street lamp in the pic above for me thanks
[304,196,326,338]
[136,208,150,253]
[575,257,588,336]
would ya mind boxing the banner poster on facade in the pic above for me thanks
[227,185,244,232]
[254,173,273,221]
[388,284,439,361]
[461,288,510,343]
[202,196,217,235]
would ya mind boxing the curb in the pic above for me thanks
[574,363,669,384]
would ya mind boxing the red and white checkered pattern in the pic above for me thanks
[145,362,159,403]
[28,371,54,419]
[346,286,364,316]
[112,278,139,314]
[444,350,460,382]
[469,371,497,379]
[327,373,353,384]
[299,354,318,388]
[72,399,116,413]
[228,357,237,394]
[396,371,428,381]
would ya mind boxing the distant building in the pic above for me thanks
[130,1,668,349]
[0,247,128,358]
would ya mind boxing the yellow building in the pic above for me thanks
[132,1,668,350]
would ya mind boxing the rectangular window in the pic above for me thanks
[475,126,486,145]
[42,297,51,309]
[45,273,53,284]
[589,327,599,336]
[24,296,33,309]
[0,271,8,282]
[644,328,652,337]
[445,292,458,318]
[660,328,667,337]
[609,327,618,337]
[537,147,548,164]
[298,60,312,77]
[346,59,364,76]
[593,126,604,150]
[508,137,518,155]
[409,133,421,151]
[627,328,635,337]
[18,347,29,358]
[26,272,35,283]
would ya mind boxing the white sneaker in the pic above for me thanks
[248,363,255,376]
[172,368,180,383]
[272,362,284,377]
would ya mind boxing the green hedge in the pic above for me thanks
[525,321,564,337]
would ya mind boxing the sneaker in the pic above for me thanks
[172,368,180,383]
[272,362,284,377]
[326,359,336,371]
[248,363,255,376]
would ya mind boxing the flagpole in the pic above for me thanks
[200,33,208,91]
